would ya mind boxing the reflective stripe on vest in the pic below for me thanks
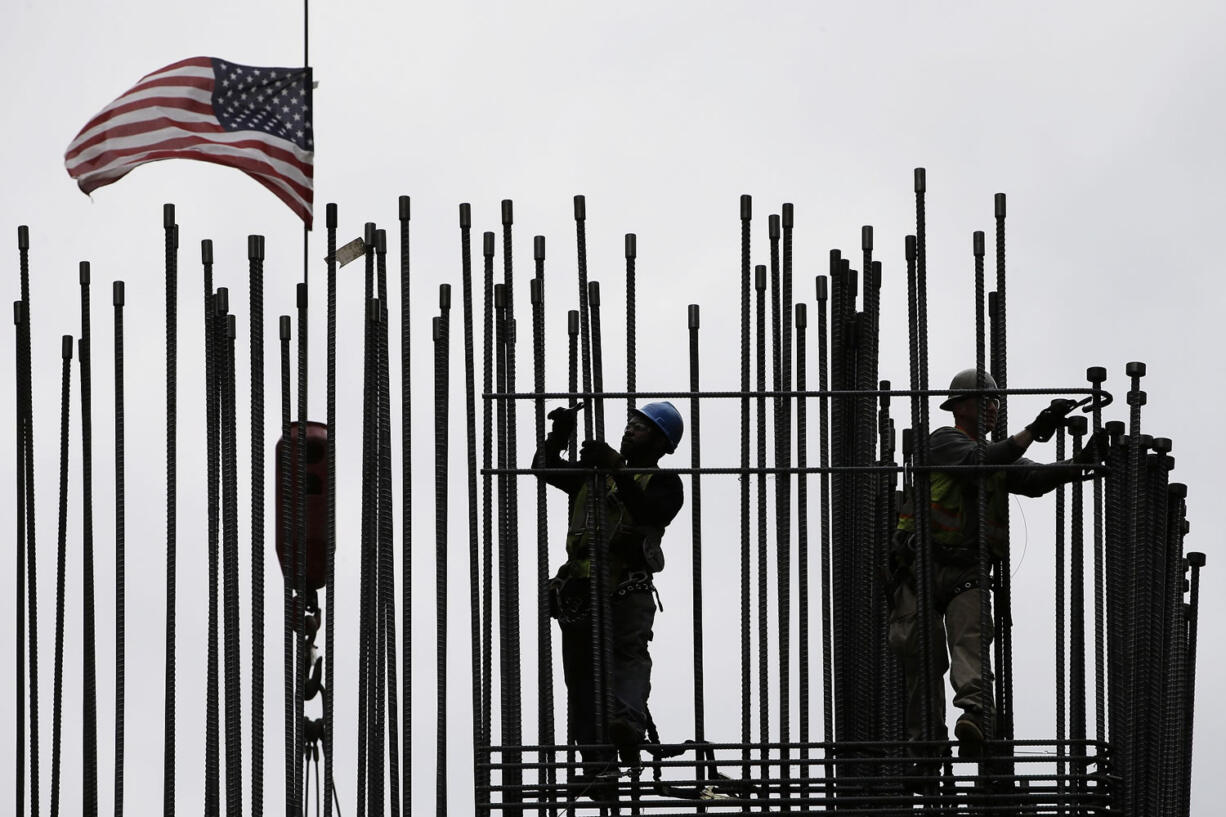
[897,469,1009,554]
[565,472,654,579]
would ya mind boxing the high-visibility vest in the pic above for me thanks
[898,467,1009,557]
[564,472,660,579]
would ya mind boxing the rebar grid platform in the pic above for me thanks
[480,740,1113,815]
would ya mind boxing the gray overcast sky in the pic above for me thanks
[3,1,1223,813]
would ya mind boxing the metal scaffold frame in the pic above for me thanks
[7,172,1206,817]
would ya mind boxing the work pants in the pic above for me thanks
[559,588,656,767]
[887,559,995,743]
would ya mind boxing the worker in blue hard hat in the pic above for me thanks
[534,400,685,792]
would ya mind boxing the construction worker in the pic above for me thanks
[888,369,1105,764]
[535,400,685,785]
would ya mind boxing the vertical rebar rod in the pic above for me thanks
[434,296,452,817]
[221,309,242,817]
[295,283,310,815]
[530,237,556,781]
[688,304,706,744]
[573,196,594,444]
[14,300,24,817]
[625,234,637,414]
[356,248,372,817]
[973,230,993,745]
[1068,417,1088,783]
[589,281,605,441]
[13,300,25,814]
[279,315,296,817]
[17,225,40,817]
[1088,366,1107,744]
[397,196,412,817]
[1182,551,1204,817]
[1055,425,1067,805]
[568,311,578,459]
[205,282,221,817]
[378,230,402,817]
[500,203,525,773]
[754,263,769,780]
[50,334,73,817]
[78,261,99,817]
[481,231,496,767]
[247,231,267,817]
[1124,361,1147,813]
[323,206,336,817]
[494,283,512,784]
[904,231,936,743]
[499,283,524,807]
[774,210,792,775]
[990,192,1015,743]
[794,302,810,798]
[112,281,126,817]
[738,195,752,798]
[458,204,486,806]
[816,275,832,748]
[162,204,178,817]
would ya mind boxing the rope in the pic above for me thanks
[249,234,267,817]
[162,206,178,817]
[112,281,126,817]
[79,265,99,817]
[50,335,73,817]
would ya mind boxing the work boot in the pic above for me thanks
[570,767,620,804]
[955,716,985,758]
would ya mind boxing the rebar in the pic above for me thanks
[250,232,268,817]
[79,261,99,817]
[162,204,178,817]
[111,280,125,817]
[398,196,412,817]
[50,335,73,817]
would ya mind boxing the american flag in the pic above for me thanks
[65,57,314,226]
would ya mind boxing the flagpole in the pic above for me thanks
[303,0,310,285]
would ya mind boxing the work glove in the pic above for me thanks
[1028,398,1077,443]
[579,439,625,471]
[546,404,582,449]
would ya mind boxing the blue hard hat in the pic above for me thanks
[632,401,684,454]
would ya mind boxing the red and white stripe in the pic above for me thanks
[65,57,313,225]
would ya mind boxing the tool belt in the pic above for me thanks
[547,570,661,625]
[884,531,991,613]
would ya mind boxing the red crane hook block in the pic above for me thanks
[275,420,328,590]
